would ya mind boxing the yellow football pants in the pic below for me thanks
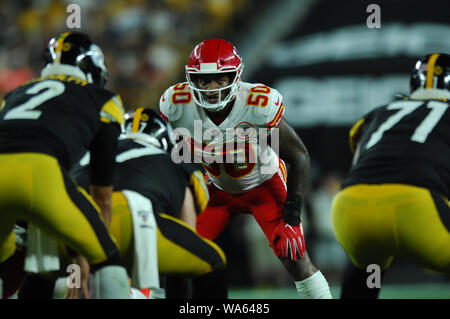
[109,192,226,276]
[332,184,450,273]
[0,153,118,265]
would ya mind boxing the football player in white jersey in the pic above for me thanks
[160,39,331,299]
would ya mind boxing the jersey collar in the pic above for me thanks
[410,89,450,100]
[41,63,88,82]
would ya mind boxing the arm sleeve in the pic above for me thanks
[89,122,120,186]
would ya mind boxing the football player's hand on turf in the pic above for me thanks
[270,220,306,261]
[65,255,90,299]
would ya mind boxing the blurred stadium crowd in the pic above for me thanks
[0,0,267,110]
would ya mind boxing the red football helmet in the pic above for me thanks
[185,39,244,112]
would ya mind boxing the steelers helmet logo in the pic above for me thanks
[62,42,72,52]
[141,113,149,122]
[435,65,443,75]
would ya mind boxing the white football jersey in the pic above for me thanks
[160,81,285,194]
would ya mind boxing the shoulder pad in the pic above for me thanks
[348,105,387,152]
[266,87,285,128]
[159,82,193,122]
[240,83,285,128]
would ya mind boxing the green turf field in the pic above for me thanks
[229,283,450,299]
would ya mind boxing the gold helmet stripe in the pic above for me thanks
[425,53,441,89]
[132,107,145,133]
[55,32,71,63]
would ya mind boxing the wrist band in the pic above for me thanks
[283,196,303,226]
[285,196,303,210]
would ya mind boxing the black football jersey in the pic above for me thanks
[71,139,199,217]
[343,98,450,197]
[0,75,124,171]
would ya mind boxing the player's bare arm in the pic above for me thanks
[267,118,310,261]
[90,185,114,227]
[278,118,310,205]
[180,186,197,228]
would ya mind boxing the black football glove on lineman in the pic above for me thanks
[270,196,306,261]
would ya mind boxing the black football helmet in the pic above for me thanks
[44,32,108,87]
[122,107,174,152]
[410,53,450,93]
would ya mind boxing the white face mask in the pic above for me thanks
[186,65,244,112]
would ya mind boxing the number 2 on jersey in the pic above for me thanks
[365,100,448,149]
[4,80,65,120]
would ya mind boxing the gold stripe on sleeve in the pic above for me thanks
[100,95,125,125]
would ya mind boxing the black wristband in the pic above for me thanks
[282,196,303,226]
[285,196,302,210]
